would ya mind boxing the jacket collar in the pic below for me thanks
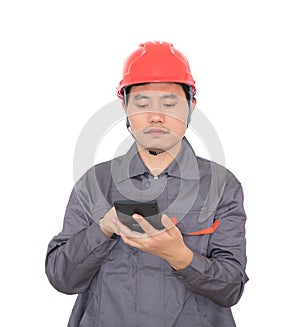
[112,137,200,183]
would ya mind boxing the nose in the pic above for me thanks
[148,111,165,124]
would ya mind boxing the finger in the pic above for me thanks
[161,214,179,235]
[132,213,157,234]
[161,214,175,228]
[120,235,142,248]
[169,217,178,226]
[115,220,141,237]
[107,207,119,222]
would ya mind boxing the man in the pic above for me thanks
[46,41,248,326]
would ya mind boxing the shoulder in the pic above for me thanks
[76,152,127,188]
[195,155,242,187]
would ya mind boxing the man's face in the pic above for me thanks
[125,83,193,152]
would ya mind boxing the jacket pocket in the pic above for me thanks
[176,209,217,256]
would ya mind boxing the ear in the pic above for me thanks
[122,100,126,110]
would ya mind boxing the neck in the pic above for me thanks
[137,141,182,176]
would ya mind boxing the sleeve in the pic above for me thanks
[45,187,118,295]
[174,171,249,307]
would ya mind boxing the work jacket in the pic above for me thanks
[45,138,248,326]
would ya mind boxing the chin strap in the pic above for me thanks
[187,85,193,125]
[148,149,164,156]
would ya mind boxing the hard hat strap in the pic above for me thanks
[187,85,194,126]
[123,87,130,129]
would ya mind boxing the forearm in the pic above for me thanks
[174,251,247,307]
[46,222,118,294]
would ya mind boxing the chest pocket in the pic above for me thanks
[173,209,219,256]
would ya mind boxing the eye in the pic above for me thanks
[163,103,176,108]
[136,104,148,109]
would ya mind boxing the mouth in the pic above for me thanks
[143,127,169,135]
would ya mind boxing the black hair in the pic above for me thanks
[180,83,193,103]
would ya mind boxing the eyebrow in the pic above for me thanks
[133,93,178,100]
[133,94,150,100]
[161,93,177,99]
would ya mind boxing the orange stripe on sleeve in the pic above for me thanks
[183,219,220,236]
[168,217,220,236]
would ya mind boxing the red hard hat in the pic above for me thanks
[117,41,196,99]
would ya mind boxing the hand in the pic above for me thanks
[117,214,193,270]
[99,207,120,238]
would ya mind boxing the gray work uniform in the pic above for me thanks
[45,137,248,327]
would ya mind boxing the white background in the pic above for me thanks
[1,1,299,326]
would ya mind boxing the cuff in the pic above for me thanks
[74,222,118,263]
